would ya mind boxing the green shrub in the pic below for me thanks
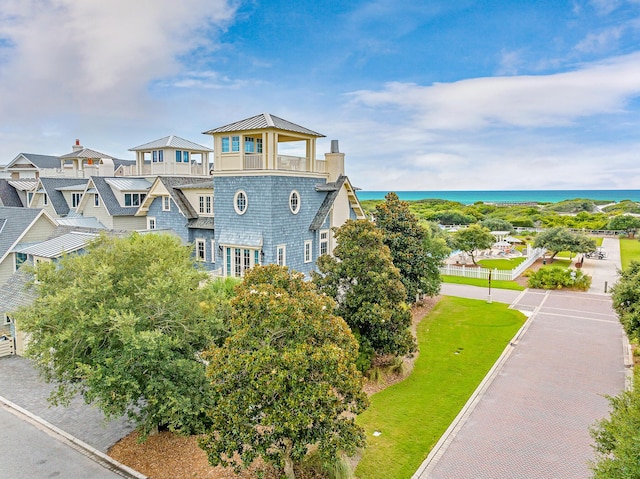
[527,267,591,290]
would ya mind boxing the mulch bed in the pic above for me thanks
[108,299,441,479]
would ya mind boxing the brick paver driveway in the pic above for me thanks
[416,289,627,479]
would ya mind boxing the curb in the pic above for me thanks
[0,395,147,479]
[412,290,549,479]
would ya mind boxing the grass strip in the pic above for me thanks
[620,238,640,270]
[477,257,526,270]
[441,275,524,291]
[355,297,527,479]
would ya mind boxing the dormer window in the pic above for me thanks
[43,193,48,206]
[72,193,82,208]
[124,193,146,207]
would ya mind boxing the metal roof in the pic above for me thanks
[104,178,152,191]
[8,180,37,191]
[175,180,214,190]
[13,232,98,258]
[129,135,213,152]
[59,148,114,159]
[218,231,263,248]
[203,113,325,137]
[56,216,106,229]
[55,184,87,191]
[187,217,214,230]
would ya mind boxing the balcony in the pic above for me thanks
[241,154,326,173]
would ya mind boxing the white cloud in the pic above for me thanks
[575,26,624,52]
[348,52,640,130]
[0,0,235,118]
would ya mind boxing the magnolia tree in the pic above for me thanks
[375,192,447,300]
[200,265,367,479]
[15,233,228,438]
[313,219,416,371]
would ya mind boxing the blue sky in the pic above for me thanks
[1,0,639,191]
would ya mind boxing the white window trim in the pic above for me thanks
[211,240,215,263]
[147,217,156,230]
[289,190,300,214]
[276,244,286,266]
[196,239,206,262]
[304,240,312,263]
[319,229,330,256]
[162,196,171,211]
[234,190,248,215]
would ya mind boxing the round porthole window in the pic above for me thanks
[289,190,300,214]
[234,190,248,215]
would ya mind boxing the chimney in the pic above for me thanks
[325,139,345,182]
[72,139,83,152]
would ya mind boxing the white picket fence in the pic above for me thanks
[439,248,546,281]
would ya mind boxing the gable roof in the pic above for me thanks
[38,178,88,216]
[138,176,210,219]
[0,207,55,264]
[0,179,23,207]
[203,113,325,137]
[129,135,213,152]
[0,267,38,314]
[6,153,60,170]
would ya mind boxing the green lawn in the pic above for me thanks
[539,259,571,269]
[355,297,527,479]
[441,275,525,291]
[478,257,526,270]
[620,238,640,270]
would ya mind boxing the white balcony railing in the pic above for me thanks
[244,155,264,169]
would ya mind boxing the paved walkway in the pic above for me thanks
[0,356,138,478]
[415,239,628,478]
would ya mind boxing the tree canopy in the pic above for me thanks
[607,215,640,238]
[313,219,416,371]
[375,192,445,300]
[200,265,367,479]
[533,227,597,260]
[611,261,640,341]
[452,224,495,265]
[15,233,228,437]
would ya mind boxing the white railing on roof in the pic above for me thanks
[439,248,545,281]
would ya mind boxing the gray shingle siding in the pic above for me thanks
[213,175,328,276]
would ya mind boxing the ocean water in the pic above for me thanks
[357,190,640,204]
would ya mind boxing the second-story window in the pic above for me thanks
[94,194,100,207]
[245,137,255,153]
[72,193,82,208]
[234,191,247,215]
[199,195,212,214]
[162,196,171,211]
[124,193,146,207]
[43,193,48,206]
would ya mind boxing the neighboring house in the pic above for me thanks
[75,176,151,231]
[29,178,89,218]
[0,231,99,356]
[0,207,58,287]
[4,153,61,179]
[202,113,365,277]
[58,140,135,178]
[127,135,212,177]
